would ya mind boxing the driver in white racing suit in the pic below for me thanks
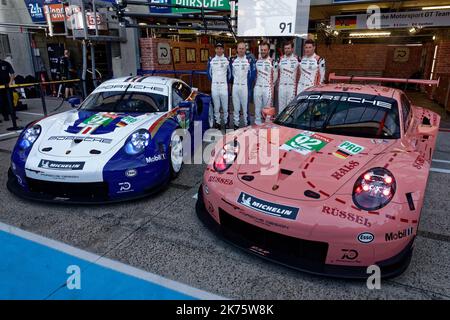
[297,39,326,94]
[254,42,278,125]
[277,41,300,114]
[207,42,232,129]
[230,41,256,129]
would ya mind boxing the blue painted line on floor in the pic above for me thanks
[0,223,224,300]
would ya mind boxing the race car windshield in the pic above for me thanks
[80,91,168,113]
[274,92,401,139]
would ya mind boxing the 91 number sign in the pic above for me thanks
[279,22,293,34]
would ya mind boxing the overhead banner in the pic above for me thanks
[238,0,311,37]
[24,0,60,23]
[149,0,230,14]
[173,0,230,13]
[149,0,172,13]
[332,0,373,3]
[331,9,450,30]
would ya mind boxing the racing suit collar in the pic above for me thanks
[304,53,317,59]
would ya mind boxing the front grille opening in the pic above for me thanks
[219,208,328,267]
[26,178,109,200]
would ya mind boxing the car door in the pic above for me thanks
[172,81,194,130]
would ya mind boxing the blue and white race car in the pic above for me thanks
[7,76,212,203]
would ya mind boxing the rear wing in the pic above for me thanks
[328,73,440,87]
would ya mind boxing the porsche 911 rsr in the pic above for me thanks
[8,76,212,203]
[197,76,440,279]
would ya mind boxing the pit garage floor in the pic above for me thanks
[0,95,450,300]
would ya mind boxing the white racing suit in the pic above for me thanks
[277,54,300,114]
[230,55,256,127]
[207,54,231,125]
[297,54,326,94]
[254,57,278,125]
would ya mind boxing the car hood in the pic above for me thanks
[236,123,395,201]
[36,110,164,158]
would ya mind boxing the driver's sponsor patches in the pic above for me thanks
[237,192,299,220]
[38,160,85,171]
[280,132,332,155]
[333,141,365,159]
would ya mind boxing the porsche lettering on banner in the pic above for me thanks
[237,192,299,220]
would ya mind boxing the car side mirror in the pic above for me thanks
[67,96,81,108]
[262,106,276,123]
[191,87,198,93]
[417,124,438,137]
[178,101,192,108]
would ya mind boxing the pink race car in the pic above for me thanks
[196,75,440,279]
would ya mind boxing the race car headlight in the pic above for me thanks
[353,167,396,211]
[19,125,41,149]
[213,140,239,173]
[124,129,150,155]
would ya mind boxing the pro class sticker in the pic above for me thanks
[334,141,365,159]
[237,192,299,220]
[280,132,332,155]
[38,160,85,171]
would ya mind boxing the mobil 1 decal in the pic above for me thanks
[280,131,332,155]
[333,141,365,159]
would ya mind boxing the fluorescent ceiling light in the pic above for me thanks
[422,5,450,10]
[349,32,391,37]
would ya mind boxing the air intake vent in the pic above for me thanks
[280,169,293,176]
[304,190,321,199]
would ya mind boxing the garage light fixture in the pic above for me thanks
[349,32,391,38]
[422,5,450,10]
